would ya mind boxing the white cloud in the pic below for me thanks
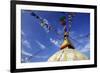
[22,50,32,56]
[35,41,46,49]
[50,38,60,47]
[33,55,48,59]
[78,42,90,53]
[23,57,30,63]
[21,31,24,36]
[69,31,90,52]
[70,31,89,43]
[21,31,32,49]
[21,31,25,36]
[57,28,63,35]
[69,31,78,39]
[22,40,32,49]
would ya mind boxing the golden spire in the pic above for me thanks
[60,32,74,50]
[59,14,75,50]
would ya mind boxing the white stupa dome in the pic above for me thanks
[48,47,88,61]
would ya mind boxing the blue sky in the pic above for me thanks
[21,10,90,63]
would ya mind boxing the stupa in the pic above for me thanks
[48,15,88,61]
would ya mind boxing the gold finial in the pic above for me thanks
[60,32,74,50]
